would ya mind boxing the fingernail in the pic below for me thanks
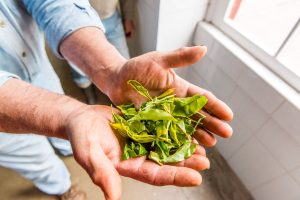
[205,158,210,170]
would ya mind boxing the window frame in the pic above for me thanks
[205,0,300,92]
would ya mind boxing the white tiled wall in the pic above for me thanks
[272,102,300,144]
[228,137,285,190]
[186,22,300,200]
[251,175,300,200]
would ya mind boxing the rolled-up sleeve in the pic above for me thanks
[22,0,105,59]
[0,71,20,87]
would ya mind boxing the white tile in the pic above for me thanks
[237,68,284,114]
[228,137,285,190]
[251,174,300,200]
[191,56,218,83]
[187,67,211,91]
[216,119,253,160]
[290,168,300,185]
[193,24,215,50]
[209,42,246,81]
[256,119,300,171]
[207,67,237,101]
[272,102,300,145]
[228,87,269,131]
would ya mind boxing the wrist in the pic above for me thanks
[60,27,127,97]
[57,99,89,139]
[90,52,127,96]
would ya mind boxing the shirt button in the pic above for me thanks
[22,51,26,57]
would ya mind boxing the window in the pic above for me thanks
[206,0,300,92]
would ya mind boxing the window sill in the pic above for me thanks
[193,22,300,109]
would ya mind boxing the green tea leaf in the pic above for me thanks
[169,121,179,144]
[128,80,152,100]
[156,120,170,138]
[128,120,147,133]
[128,109,175,121]
[149,151,163,165]
[122,140,148,160]
[163,141,196,163]
[173,95,208,117]
[117,104,137,119]
[157,88,174,99]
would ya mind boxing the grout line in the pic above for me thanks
[287,170,300,186]
[249,131,289,191]
[269,102,300,147]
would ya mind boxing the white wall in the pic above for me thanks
[187,22,300,200]
[128,0,209,55]
[156,0,209,51]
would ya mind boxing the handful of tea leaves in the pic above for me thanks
[111,80,208,165]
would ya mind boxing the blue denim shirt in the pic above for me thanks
[0,0,104,88]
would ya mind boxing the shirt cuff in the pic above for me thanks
[0,71,20,87]
[23,0,105,59]
[49,2,105,59]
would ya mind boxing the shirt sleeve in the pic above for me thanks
[0,71,20,87]
[22,0,105,59]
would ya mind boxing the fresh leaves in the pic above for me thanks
[111,80,208,165]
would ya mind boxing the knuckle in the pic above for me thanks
[91,173,102,186]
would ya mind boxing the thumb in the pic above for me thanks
[161,46,207,68]
[90,147,122,200]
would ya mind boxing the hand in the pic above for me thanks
[105,46,233,147]
[123,19,135,38]
[65,105,209,200]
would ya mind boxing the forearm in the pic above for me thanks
[0,79,87,139]
[60,27,127,95]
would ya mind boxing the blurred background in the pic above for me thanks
[0,0,299,199]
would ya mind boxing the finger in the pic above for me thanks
[160,46,207,68]
[187,83,233,121]
[193,128,217,147]
[193,142,206,156]
[170,154,210,171]
[117,157,202,186]
[199,110,233,138]
[90,146,122,200]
